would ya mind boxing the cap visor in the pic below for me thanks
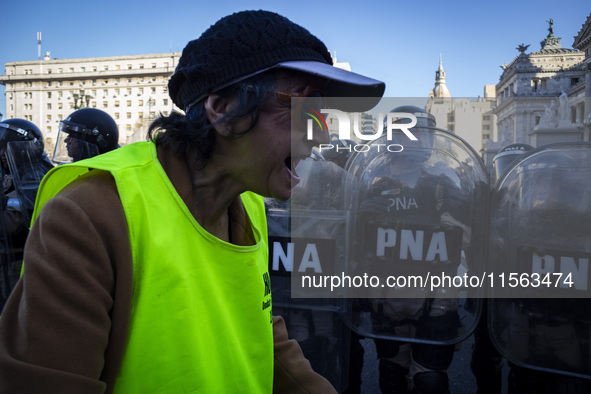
[277,61,385,111]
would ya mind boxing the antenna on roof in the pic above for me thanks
[37,32,42,60]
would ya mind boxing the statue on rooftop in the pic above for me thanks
[516,43,530,54]
[546,18,554,37]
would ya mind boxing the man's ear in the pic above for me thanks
[203,94,235,135]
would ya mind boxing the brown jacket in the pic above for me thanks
[0,146,337,393]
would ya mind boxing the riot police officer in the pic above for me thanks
[470,143,534,394]
[52,108,119,163]
[347,105,487,393]
[266,147,355,392]
[0,119,54,309]
[488,143,591,393]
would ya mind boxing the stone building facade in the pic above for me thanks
[572,13,591,140]
[483,19,587,172]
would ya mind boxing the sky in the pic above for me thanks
[1,0,589,116]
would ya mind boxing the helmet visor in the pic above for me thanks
[0,122,31,142]
[53,122,100,164]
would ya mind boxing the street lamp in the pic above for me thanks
[147,97,156,120]
[73,88,92,110]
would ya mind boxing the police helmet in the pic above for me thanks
[492,143,533,181]
[0,118,43,145]
[59,108,119,153]
[54,108,119,163]
[387,105,437,129]
[0,118,45,160]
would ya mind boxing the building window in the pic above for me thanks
[47,103,52,110]
[58,103,63,110]
[126,124,132,131]
[114,113,120,119]
[138,100,144,106]
[571,78,580,86]
[126,88,132,96]
[126,112,132,119]
[47,69,52,74]
[47,92,52,98]
[483,115,490,121]
[115,101,120,108]
[58,68,63,73]
[103,101,109,108]
[482,125,490,130]
[163,99,168,106]
[151,63,156,68]
[126,100,132,107]
[139,64,144,69]
[127,64,132,70]
[104,65,109,71]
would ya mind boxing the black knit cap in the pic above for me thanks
[169,10,333,111]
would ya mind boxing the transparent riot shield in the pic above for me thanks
[6,140,53,226]
[0,140,49,309]
[489,142,591,379]
[344,128,489,345]
[0,169,16,309]
[266,158,356,392]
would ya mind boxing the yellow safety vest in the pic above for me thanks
[32,141,274,393]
